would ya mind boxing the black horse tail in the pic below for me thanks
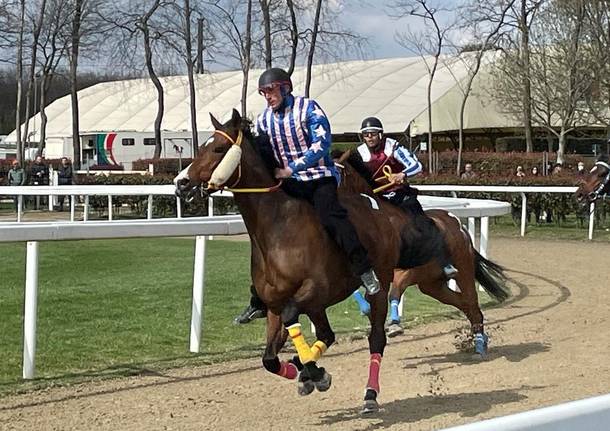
[474,250,511,303]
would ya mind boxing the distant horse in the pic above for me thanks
[336,153,510,356]
[575,155,610,205]
[175,109,400,414]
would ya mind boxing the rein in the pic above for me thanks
[210,129,283,194]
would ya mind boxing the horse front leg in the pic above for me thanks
[363,283,389,414]
[280,299,331,396]
[262,311,298,380]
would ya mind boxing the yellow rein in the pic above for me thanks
[372,165,400,194]
[211,129,283,193]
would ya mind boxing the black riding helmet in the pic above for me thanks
[360,117,384,133]
[258,68,292,92]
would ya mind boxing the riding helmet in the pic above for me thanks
[360,117,384,133]
[258,68,292,91]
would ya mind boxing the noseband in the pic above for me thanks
[203,128,283,194]
[589,160,610,201]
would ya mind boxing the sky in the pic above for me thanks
[337,0,464,60]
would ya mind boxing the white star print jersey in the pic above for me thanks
[256,95,339,182]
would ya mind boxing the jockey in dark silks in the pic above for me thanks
[234,68,381,324]
[348,117,458,330]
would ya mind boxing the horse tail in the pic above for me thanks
[474,250,511,303]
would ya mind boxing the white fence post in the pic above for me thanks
[147,194,153,220]
[23,241,39,379]
[468,217,476,247]
[480,216,489,258]
[520,192,527,237]
[84,195,89,222]
[190,235,207,353]
[589,201,596,240]
[176,197,182,218]
[17,195,23,222]
[108,195,113,221]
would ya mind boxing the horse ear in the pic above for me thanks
[231,108,242,124]
[210,113,223,130]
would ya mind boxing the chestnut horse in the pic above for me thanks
[575,155,610,205]
[336,152,510,356]
[176,109,400,413]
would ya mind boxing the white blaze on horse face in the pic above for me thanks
[204,136,214,146]
[174,163,192,187]
[590,166,598,174]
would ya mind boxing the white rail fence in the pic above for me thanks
[440,392,610,431]
[0,184,598,239]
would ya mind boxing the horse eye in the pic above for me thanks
[213,146,228,154]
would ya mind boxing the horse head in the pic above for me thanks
[175,109,246,201]
[575,155,610,206]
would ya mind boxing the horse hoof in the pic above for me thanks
[386,323,404,338]
[298,378,315,396]
[473,333,488,358]
[314,370,332,392]
[361,399,379,415]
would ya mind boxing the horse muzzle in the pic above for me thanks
[175,178,208,202]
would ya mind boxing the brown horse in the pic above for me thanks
[336,153,510,356]
[176,109,400,414]
[575,155,610,205]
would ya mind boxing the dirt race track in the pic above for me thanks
[2,237,610,431]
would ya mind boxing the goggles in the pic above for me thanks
[258,81,292,96]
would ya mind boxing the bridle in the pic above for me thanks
[588,160,610,201]
[202,128,283,194]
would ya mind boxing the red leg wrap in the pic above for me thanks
[278,361,298,380]
[366,353,382,394]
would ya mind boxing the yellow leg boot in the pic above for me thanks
[287,323,314,364]
[310,340,328,362]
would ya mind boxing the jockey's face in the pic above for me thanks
[363,131,382,149]
[259,83,284,111]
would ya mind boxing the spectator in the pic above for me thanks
[29,155,49,209]
[57,157,73,211]
[7,160,26,211]
[531,166,539,176]
[576,161,585,176]
[552,163,563,176]
[460,163,477,179]
[516,165,526,178]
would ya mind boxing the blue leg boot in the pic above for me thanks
[473,332,489,358]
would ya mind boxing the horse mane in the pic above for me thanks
[236,118,280,176]
[331,149,376,195]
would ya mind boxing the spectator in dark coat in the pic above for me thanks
[30,155,49,208]
[57,157,73,211]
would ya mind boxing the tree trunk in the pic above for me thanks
[15,0,25,163]
[21,0,47,151]
[184,0,199,156]
[259,0,272,69]
[286,0,298,76]
[70,0,83,168]
[241,0,252,115]
[305,0,322,97]
[557,130,566,165]
[39,77,49,153]
[196,18,204,74]
[520,0,534,153]
[143,24,164,159]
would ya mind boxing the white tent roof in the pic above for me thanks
[7,54,516,143]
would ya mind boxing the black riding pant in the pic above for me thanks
[281,176,372,276]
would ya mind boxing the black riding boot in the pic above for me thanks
[234,285,268,324]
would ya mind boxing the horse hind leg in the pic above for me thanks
[362,281,390,415]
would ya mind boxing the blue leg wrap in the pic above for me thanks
[353,290,370,316]
[474,332,488,356]
[390,299,401,324]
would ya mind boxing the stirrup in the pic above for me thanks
[443,264,458,280]
[360,269,380,295]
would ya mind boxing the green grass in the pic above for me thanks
[0,238,474,395]
[489,213,610,241]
